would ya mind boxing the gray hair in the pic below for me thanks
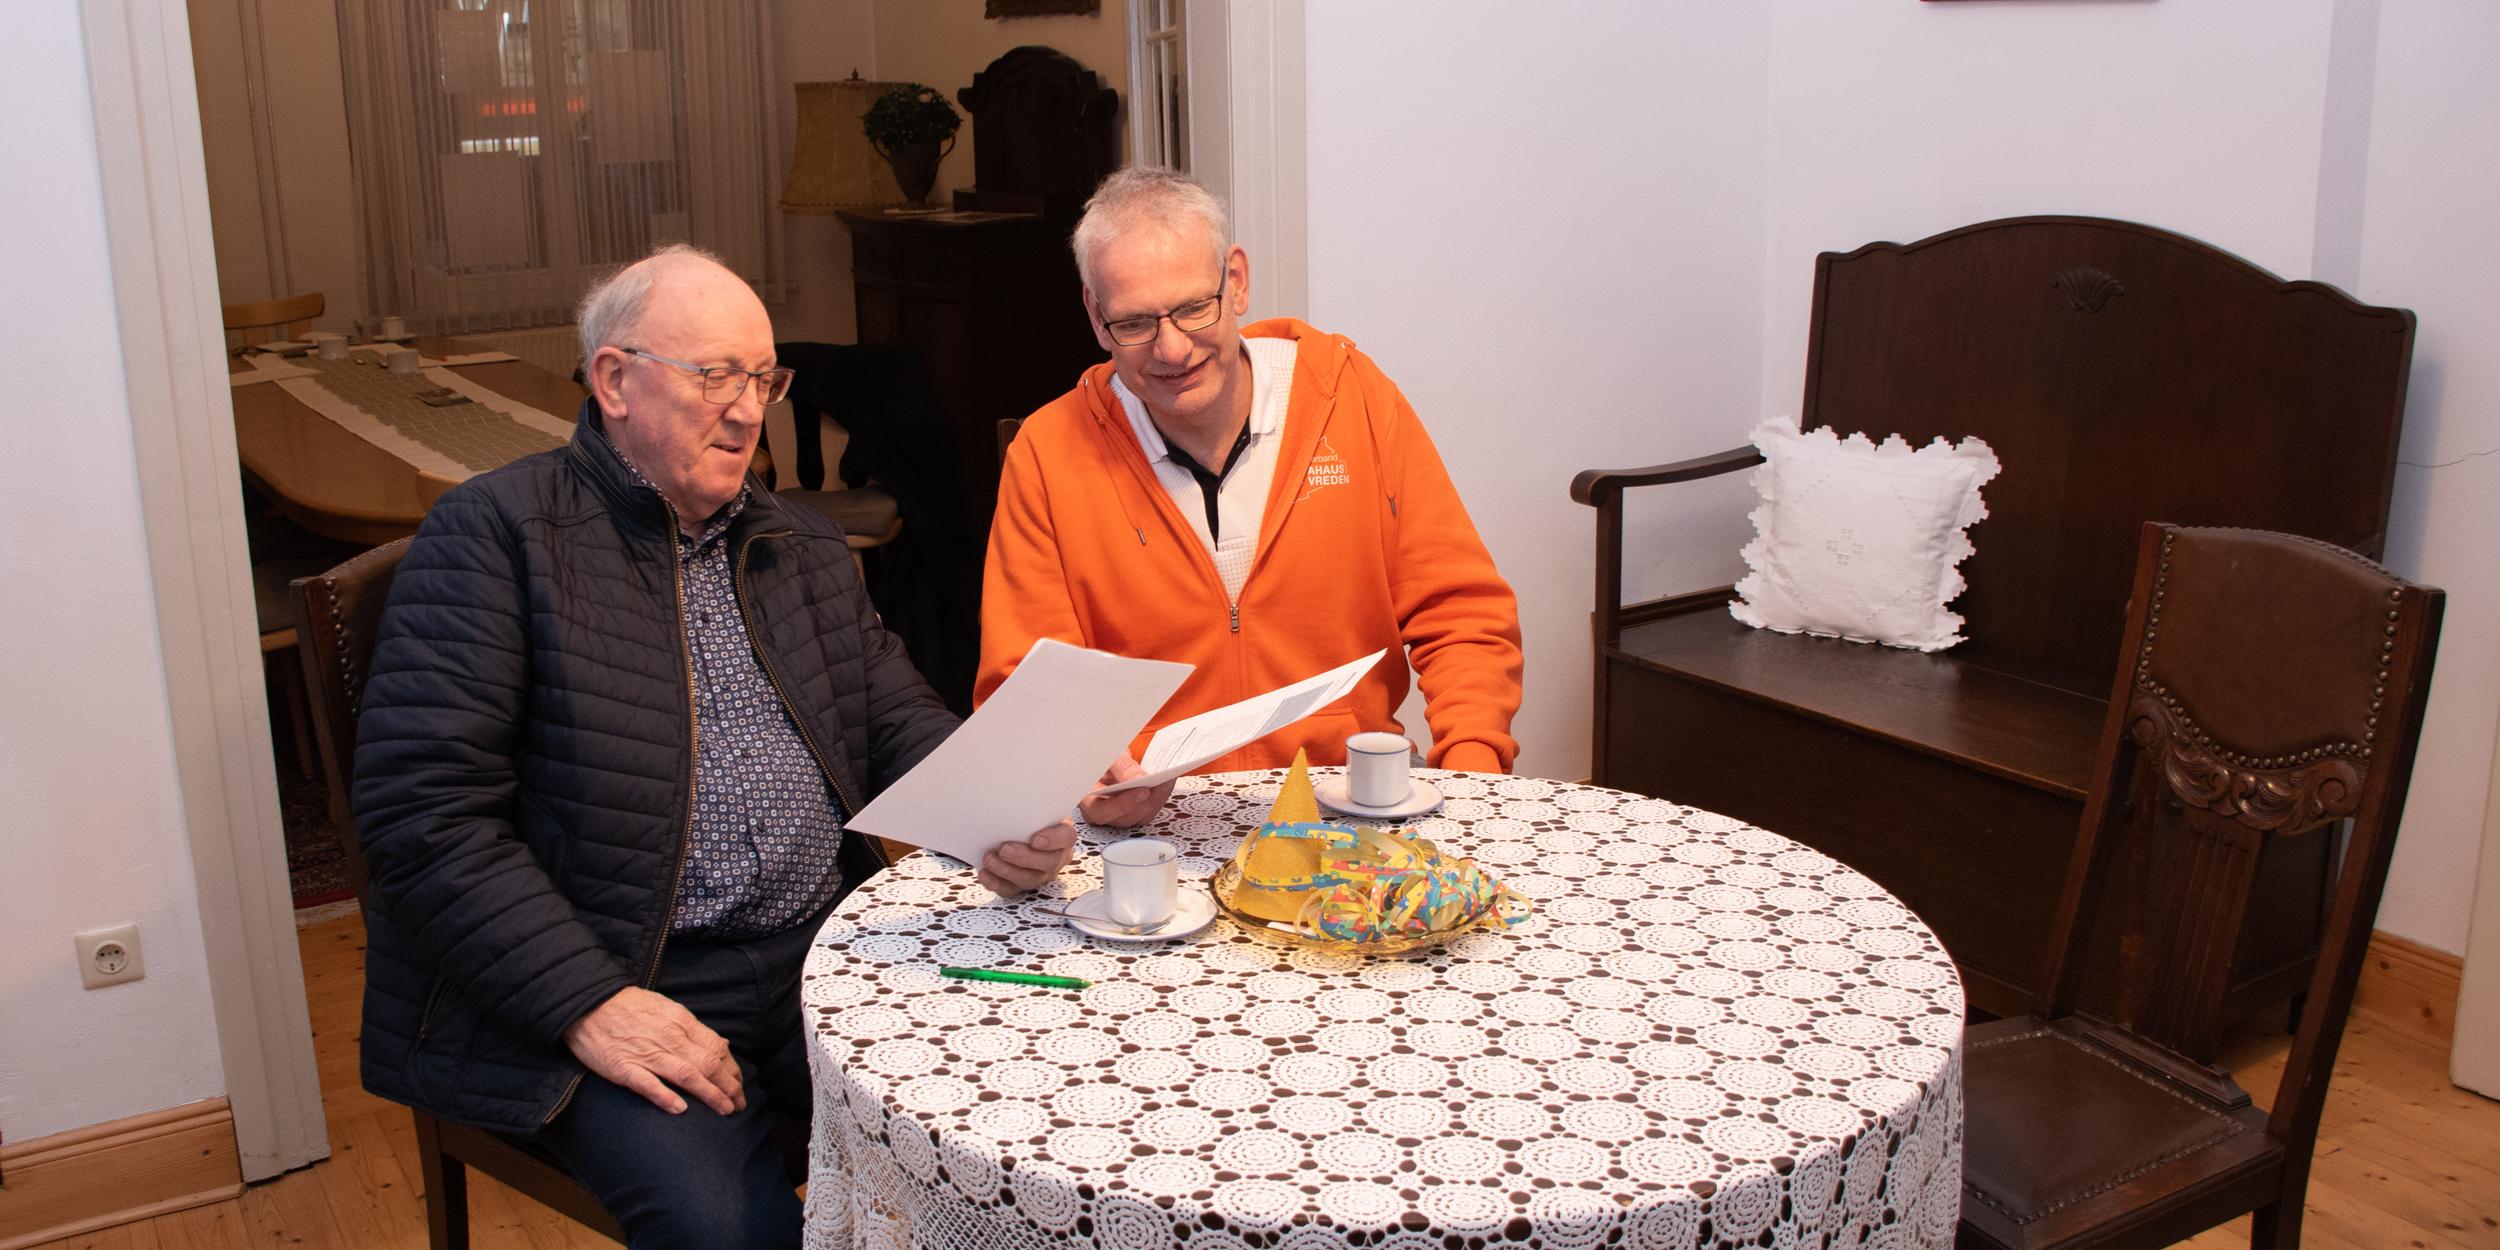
[1070,167,1231,294]
[576,242,728,365]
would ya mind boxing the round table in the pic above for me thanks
[802,770,1964,1250]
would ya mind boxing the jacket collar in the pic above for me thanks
[565,399,788,542]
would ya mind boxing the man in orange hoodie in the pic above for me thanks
[981,167,1523,810]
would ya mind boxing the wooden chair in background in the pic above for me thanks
[230,287,339,758]
[292,539,626,1247]
[252,556,333,776]
[1956,523,2443,1250]
[222,291,326,350]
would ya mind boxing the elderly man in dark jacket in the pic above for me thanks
[353,245,1152,1249]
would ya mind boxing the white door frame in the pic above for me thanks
[1130,0,1307,322]
[2454,725,2500,1096]
[79,0,327,1180]
[1205,0,1307,323]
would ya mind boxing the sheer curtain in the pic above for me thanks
[336,0,786,334]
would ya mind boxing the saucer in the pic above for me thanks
[1315,776,1444,821]
[1052,884,1216,942]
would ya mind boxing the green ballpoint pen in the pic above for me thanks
[938,966,1090,990]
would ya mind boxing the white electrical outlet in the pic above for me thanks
[74,923,145,989]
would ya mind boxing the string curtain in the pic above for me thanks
[337,0,787,335]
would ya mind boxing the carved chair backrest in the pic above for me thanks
[1801,217,2414,694]
[2043,523,2440,1145]
[956,45,1119,215]
[291,537,414,904]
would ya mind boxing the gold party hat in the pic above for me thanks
[1227,750,1355,925]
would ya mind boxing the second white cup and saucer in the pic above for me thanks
[1051,885,1217,942]
[1314,731,1443,820]
[1314,775,1444,820]
[1043,837,1216,942]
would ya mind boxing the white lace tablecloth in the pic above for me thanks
[802,770,1963,1250]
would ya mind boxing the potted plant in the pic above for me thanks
[861,83,961,208]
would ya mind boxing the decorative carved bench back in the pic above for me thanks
[1799,217,2414,693]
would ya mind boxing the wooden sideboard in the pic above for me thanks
[839,207,1103,509]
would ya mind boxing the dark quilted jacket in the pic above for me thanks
[353,405,956,1133]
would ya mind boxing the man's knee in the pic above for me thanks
[546,1079,802,1250]
[607,1169,801,1250]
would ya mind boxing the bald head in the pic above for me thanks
[576,243,744,373]
[577,244,777,530]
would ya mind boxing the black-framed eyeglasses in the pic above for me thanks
[619,346,795,405]
[1097,273,1228,346]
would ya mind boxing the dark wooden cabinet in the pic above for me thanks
[839,209,1103,510]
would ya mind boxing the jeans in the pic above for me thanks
[539,917,820,1250]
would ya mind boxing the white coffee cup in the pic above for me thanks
[378,314,409,340]
[1346,732,1414,808]
[309,332,347,361]
[1100,838,1178,928]
[386,347,422,375]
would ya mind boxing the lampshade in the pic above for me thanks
[781,79,908,213]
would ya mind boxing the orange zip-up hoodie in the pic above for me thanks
[979,318,1522,773]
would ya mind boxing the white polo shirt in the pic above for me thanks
[1111,337,1300,601]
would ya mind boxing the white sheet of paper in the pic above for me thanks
[1096,649,1389,794]
[844,638,1191,864]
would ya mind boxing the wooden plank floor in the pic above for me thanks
[31,914,2500,1249]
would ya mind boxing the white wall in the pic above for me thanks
[1754,0,2339,411]
[2350,1,2500,957]
[1304,3,1776,782]
[1302,0,2495,955]
[0,0,227,1141]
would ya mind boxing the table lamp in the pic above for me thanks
[781,77,909,213]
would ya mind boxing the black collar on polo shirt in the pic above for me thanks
[1155,419,1257,544]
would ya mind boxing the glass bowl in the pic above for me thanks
[1208,862,1509,957]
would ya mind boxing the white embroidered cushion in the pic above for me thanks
[1729,417,2000,652]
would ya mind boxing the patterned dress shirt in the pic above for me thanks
[609,434,850,938]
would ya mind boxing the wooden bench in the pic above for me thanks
[1572,216,2414,1028]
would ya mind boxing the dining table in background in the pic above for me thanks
[228,337,585,544]
[801,769,1966,1250]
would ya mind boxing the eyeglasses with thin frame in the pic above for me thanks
[1097,273,1228,346]
[618,346,795,405]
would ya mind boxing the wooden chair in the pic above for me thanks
[292,539,626,1247]
[294,540,815,1248]
[252,555,335,777]
[1571,217,2417,1030]
[222,291,325,349]
[1956,523,2442,1250]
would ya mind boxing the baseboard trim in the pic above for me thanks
[2352,929,2464,1050]
[0,1098,244,1249]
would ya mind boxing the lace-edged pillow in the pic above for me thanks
[1729,417,2000,652]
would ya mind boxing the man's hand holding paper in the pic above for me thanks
[845,642,1393,865]
[1079,755,1176,829]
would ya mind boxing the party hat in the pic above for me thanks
[1227,750,1358,926]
